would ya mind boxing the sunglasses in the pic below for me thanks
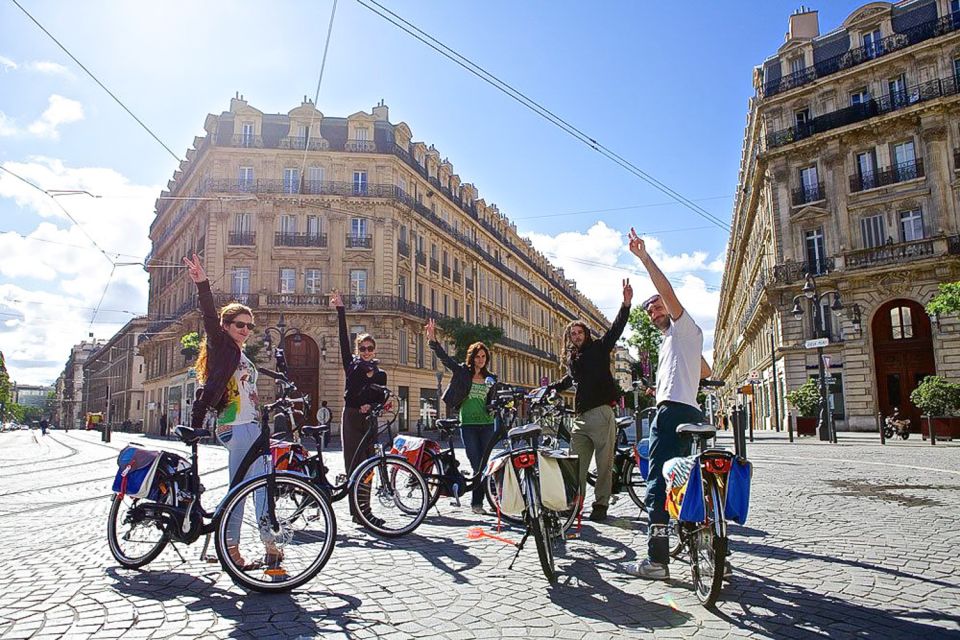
[357,345,375,353]
[230,321,256,331]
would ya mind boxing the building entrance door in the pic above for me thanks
[872,299,935,431]
[283,334,320,425]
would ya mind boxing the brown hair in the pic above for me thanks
[465,341,492,378]
[195,302,254,384]
[355,333,376,353]
[563,320,592,362]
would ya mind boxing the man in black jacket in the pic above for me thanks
[548,279,632,522]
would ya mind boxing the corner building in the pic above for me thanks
[139,97,608,435]
[714,2,960,433]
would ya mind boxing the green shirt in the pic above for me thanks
[459,381,493,426]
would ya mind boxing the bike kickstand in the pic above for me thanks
[198,533,212,562]
[170,542,187,564]
[507,530,529,570]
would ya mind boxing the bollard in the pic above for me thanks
[928,416,937,446]
[787,411,794,443]
[878,411,885,445]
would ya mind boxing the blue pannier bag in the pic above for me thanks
[678,455,705,523]
[113,445,162,499]
[725,458,752,525]
[636,438,650,480]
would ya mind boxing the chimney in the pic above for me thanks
[230,92,248,112]
[787,6,819,41]
[372,100,389,121]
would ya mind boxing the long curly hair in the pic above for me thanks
[465,341,492,378]
[195,302,254,385]
[563,320,592,363]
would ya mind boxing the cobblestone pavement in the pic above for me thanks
[1,428,958,639]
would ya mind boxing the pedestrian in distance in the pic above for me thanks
[159,412,168,439]
[547,278,633,523]
[622,229,712,581]
[330,290,388,526]
[39,418,48,436]
[426,318,498,515]
[183,253,283,572]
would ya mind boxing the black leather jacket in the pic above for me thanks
[338,307,387,408]
[429,340,497,414]
[190,280,242,430]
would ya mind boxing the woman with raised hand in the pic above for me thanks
[182,253,282,571]
[426,318,497,515]
[330,290,388,525]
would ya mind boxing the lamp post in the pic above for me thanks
[435,370,444,422]
[791,273,843,443]
[261,312,302,374]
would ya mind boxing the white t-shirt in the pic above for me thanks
[656,310,704,409]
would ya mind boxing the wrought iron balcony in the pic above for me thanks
[769,258,835,284]
[275,232,327,248]
[442,265,451,279]
[762,13,960,98]
[415,251,426,267]
[228,231,256,246]
[213,293,259,307]
[845,237,936,269]
[791,182,825,206]
[849,158,924,193]
[344,139,377,152]
[398,240,410,257]
[766,74,960,149]
[346,234,372,249]
[430,257,439,272]
[279,137,329,151]
[231,135,263,148]
[453,270,462,284]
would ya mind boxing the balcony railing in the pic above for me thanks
[430,257,439,272]
[415,251,426,267]
[398,240,410,257]
[346,234,372,249]
[275,232,327,248]
[791,182,825,206]
[279,137,329,151]
[849,158,924,193]
[949,235,960,255]
[845,237,936,269]
[769,258,835,284]
[231,135,263,148]
[767,74,960,149]
[442,265,451,279]
[213,293,259,307]
[762,13,960,98]
[228,231,256,246]
[453,270,462,284]
[344,139,377,152]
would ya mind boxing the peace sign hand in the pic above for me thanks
[329,290,344,309]
[622,278,633,305]
[425,318,436,342]
[182,253,207,283]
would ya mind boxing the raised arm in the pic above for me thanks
[628,229,684,321]
[599,279,633,351]
[426,318,460,372]
[548,374,574,394]
[330,291,352,370]
[700,356,712,380]
[183,254,221,338]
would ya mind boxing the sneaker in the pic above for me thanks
[471,505,488,516]
[623,559,670,580]
[588,504,608,522]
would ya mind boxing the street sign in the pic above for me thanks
[805,337,830,349]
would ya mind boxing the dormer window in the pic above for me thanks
[790,56,806,75]
[355,127,368,141]
[862,29,882,58]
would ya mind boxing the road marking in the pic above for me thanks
[749,455,960,476]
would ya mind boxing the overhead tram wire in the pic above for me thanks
[353,0,731,233]
[10,0,182,164]
[514,195,733,221]
[296,0,339,196]
[542,252,722,292]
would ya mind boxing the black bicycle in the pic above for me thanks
[583,414,646,510]
[106,374,337,593]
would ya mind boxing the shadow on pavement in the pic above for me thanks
[715,568,960,638]
[107,567,361,638]
[335,530,481,584]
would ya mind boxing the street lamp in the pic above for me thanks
[435,370,444,423]
[791,273,843,443]
[262,312,302,374]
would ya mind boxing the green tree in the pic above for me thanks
[0,351,10,419]
[7,402,25,423]
[626,306,663,383]
[180,331,201,357]
[926,281,960,316]
[436,318,505,361]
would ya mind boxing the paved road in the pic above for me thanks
[0,428,958,639]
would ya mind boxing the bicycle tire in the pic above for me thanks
[350,455,430,537]
[216,474,336,593]
[526,472,556,584]
[107,494,169,568]
[670,519,685,558]
[416,449,444,508]
[485,465,580,533]
[689,481,726,606]
[623,457,646,509]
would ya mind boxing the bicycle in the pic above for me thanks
[106,371,337,593]
[584,414,646,510]
[296,388,431,538]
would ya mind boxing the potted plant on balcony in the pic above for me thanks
[786,378,820,436]
[180,331,201,361]
[910,375,960,441]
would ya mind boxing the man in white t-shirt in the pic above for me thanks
[624,228,712,580]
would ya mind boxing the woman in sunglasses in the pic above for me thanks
[330,290,387,524]
[183,253,281,570]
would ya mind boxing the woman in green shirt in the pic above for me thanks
[426,319,497,514]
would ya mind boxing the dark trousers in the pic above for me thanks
[645,401,702,565]
[342,407,374,513]
[460,423,494,507]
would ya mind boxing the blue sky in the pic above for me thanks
[0,0,871,384]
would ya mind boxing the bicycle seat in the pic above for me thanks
[174,425,210,445]
[676,423,716,439]
[508,423,542,440]
[301,425,329,440]
[615,416,634,429]
[436,419,461,432]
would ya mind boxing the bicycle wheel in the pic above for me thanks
[623,457,646,509]
[670,519,685,559]
[350,455,430,537]
[216,474,336,593]
[107,494,168,568]
[415,450,444,508]
[526,471,556,583]
[689,481,727,606]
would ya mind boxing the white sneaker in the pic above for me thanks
[471,505,488,515]
[623,559,670,580]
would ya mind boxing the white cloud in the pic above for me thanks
[27,95,84,139]
[0,112,17,136]
[25,61,70,76]
[0,55,17,71]
[0,158,160,384]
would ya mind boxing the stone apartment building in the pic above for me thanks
[81,317,148,430]
[139,96,608,434]
[714,1,960,433]
[55,338,105,429]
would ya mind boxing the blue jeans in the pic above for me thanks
[218,422,270,544]
[460,423,495,507]
[644,402,702,565]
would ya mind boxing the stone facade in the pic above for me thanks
[139,97,608,435]
[81,317,148,430]
[715,2,960,433]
